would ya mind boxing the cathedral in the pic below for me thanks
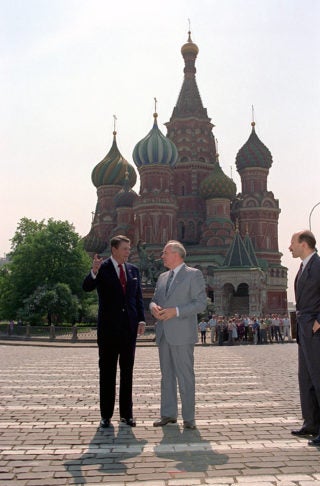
[83,32,288,317]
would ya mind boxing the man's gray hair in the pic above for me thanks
[166,240,186,259]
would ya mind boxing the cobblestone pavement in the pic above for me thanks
[1,341,320,486]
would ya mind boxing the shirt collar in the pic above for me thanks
[171,262,184,276]
[302,251,316,269]
[111,256,125,273]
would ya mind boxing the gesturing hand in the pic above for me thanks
[92,254,103,275]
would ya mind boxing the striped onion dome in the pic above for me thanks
[83,229,106,254]
[236,122,273,171]
[132,113,178,168]
[91,131,137,188]
[200,161,236,200]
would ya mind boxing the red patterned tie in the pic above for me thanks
[118,264,126,294]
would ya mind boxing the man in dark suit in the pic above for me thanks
[289,230,320,445]
[150,240,207,429]
[83,235,145,428]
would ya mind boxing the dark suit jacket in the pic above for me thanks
[82,258,145,343]
[295,252,320,342]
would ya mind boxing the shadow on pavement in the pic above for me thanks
[64,423,147,484]
[154,424,229,473]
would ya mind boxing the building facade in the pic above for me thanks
[83,33,287,316]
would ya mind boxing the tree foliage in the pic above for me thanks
[20,283,79,325]
[0,218,92,322]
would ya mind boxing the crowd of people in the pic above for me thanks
[198,314,292,345]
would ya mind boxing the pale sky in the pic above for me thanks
[1,0,320,302]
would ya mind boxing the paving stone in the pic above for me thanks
[1,341,320,484]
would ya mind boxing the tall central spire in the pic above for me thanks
[168,31,209,120]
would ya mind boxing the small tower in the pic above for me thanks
[232,118,287,313]
[83,125,137,254]
[132,106,178,245]
[233,120,280,264]
[199,149,236,249]
[113,165,138,243]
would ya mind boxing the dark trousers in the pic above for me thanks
[98,332,136,420]
[298,330,320,433]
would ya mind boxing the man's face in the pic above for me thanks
[289,233,303,259]
[161,245,179,269]
[112,241,131,264]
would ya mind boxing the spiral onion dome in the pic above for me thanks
[91,132,137,188]
[236,122,273,171]
[83,229,106,254]
[181,31,199,56]
[132,114,178,168]
[200,162,236,200]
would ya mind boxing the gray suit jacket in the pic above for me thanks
[151,264,207,346]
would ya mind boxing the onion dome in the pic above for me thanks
[236,122,273,171]
[133,113,178,168]
[91,131,137,188]
[181,31,199,56]
[200,161,236,200]
[83,229,106,254]
[114,167,138,208]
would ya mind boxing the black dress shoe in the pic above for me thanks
[291,428,316,437]
[120,417,136,427]
[153,417,177,427]
[183,420,197,430]
[100,418,111,428]
[308,435,320,446]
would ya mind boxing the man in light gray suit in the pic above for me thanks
[150,240,207,429]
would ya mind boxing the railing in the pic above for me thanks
[0,323,155,343]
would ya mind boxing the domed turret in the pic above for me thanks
[133,113,178,168]
[181,31,199,56]
[236,122,273,171]
[91,131,137,188]
[114,167,138,208]
[83,229,106,255]
[200,162,236,200]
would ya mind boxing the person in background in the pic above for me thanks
[282,315,291,341]
[208,315,217,343]
[198,318,208,344]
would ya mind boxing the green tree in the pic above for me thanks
[0,218,91,321]
[20,283,79,325]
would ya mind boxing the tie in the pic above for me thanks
[295,262,304,292]
[297,262,304,280]
[165,270,174,295]
[118,264,126,294]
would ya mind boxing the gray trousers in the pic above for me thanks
[158,334,195,422]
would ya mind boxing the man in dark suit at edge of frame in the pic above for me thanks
[289,230,320,445]
[83,235,145,428]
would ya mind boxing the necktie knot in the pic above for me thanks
[118,264,126,294]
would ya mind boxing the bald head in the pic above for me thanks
[289,230,316,259]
